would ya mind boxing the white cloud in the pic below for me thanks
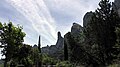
[44,0,114,23]
[6,0,57,46]
[43,0,100,36]
[4,0,115,47]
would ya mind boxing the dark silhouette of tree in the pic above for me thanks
[38,35,41,53]
[84,0,120,65]
[0,22,26,67]
[38,35,42,67]
[64,38,68,61]
[32,45,40,67]
[64,32,74,62]
[114,26,120,61]
[17,44,32,67]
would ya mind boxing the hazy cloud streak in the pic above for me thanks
[6,0,57,45]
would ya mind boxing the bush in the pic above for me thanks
[0,64,4,67]
[56,61,73,67]
[42,54,58,65]
[108,64,120,67]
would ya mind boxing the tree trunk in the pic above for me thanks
[4,59,7,67]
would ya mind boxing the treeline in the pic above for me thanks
[64,0,120,66]
[0,22,42,67]
[0,22,58,67]
[0,0,120,67]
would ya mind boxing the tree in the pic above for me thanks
[38,35,42,67]
[114,27,120,61]
[64,32,75,62]
[84,0,120,65]
[17,44,33,67]
[0,22,26,67]
[42,54,57,65]
[31,45,41,67]
[64,38,68,61]
[64,32,83,64]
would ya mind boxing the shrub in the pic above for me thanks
[56,61,73,67]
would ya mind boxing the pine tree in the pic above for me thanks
[88,0,120,65]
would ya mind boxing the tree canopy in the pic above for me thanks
[0,22,26,67]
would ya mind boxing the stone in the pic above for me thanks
[114,0,120,10]
[83,11,94,27]
[114,0,120,17]
[56,31,64,49]
[41,31,64,57]
[71,23,83,38]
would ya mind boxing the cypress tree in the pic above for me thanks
[38,35,41,53]
[38,35,42,67]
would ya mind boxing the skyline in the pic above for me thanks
[0,0,114,47]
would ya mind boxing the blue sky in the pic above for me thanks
[0,0,114,48]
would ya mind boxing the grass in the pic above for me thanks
[0,63,4,67]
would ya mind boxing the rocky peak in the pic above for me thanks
[83,11,94,27]
[71,23,83,37]
[56,31,64,49]
[41,31,64,55]
[58,31,62,39]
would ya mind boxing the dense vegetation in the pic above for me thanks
[0,0,120,67]
[64,0,120,66]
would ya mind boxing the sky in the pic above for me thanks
[0,0,114,49]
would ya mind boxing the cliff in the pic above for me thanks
[41,32,64,59]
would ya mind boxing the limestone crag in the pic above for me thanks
[83,11,94,27]
[56,32,64,49]
[64,23,84,49]
[71,23,83,37]
[41,32,64,56]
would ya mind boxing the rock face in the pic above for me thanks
[64,23,84,45]
[114,0,120,9]
[71,23,83,37]
[114,0,120,17]
[83,11,94,27]
[56,32,64,49]
[64,23,84,62]
[41,32,64,56]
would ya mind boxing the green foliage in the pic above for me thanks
[64,32,75,62]
[115,27,120,60]
[56,61,73,67]
[0,22,26,67]
[16,45,33,66]
[108,64,120,67]
[0,63,4,67]
[116,27,120,45]
[64,38,68,61]
[31,46,41,65]
[83,0,120,66]
[65,32,84,64]
[42,54,57,65]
